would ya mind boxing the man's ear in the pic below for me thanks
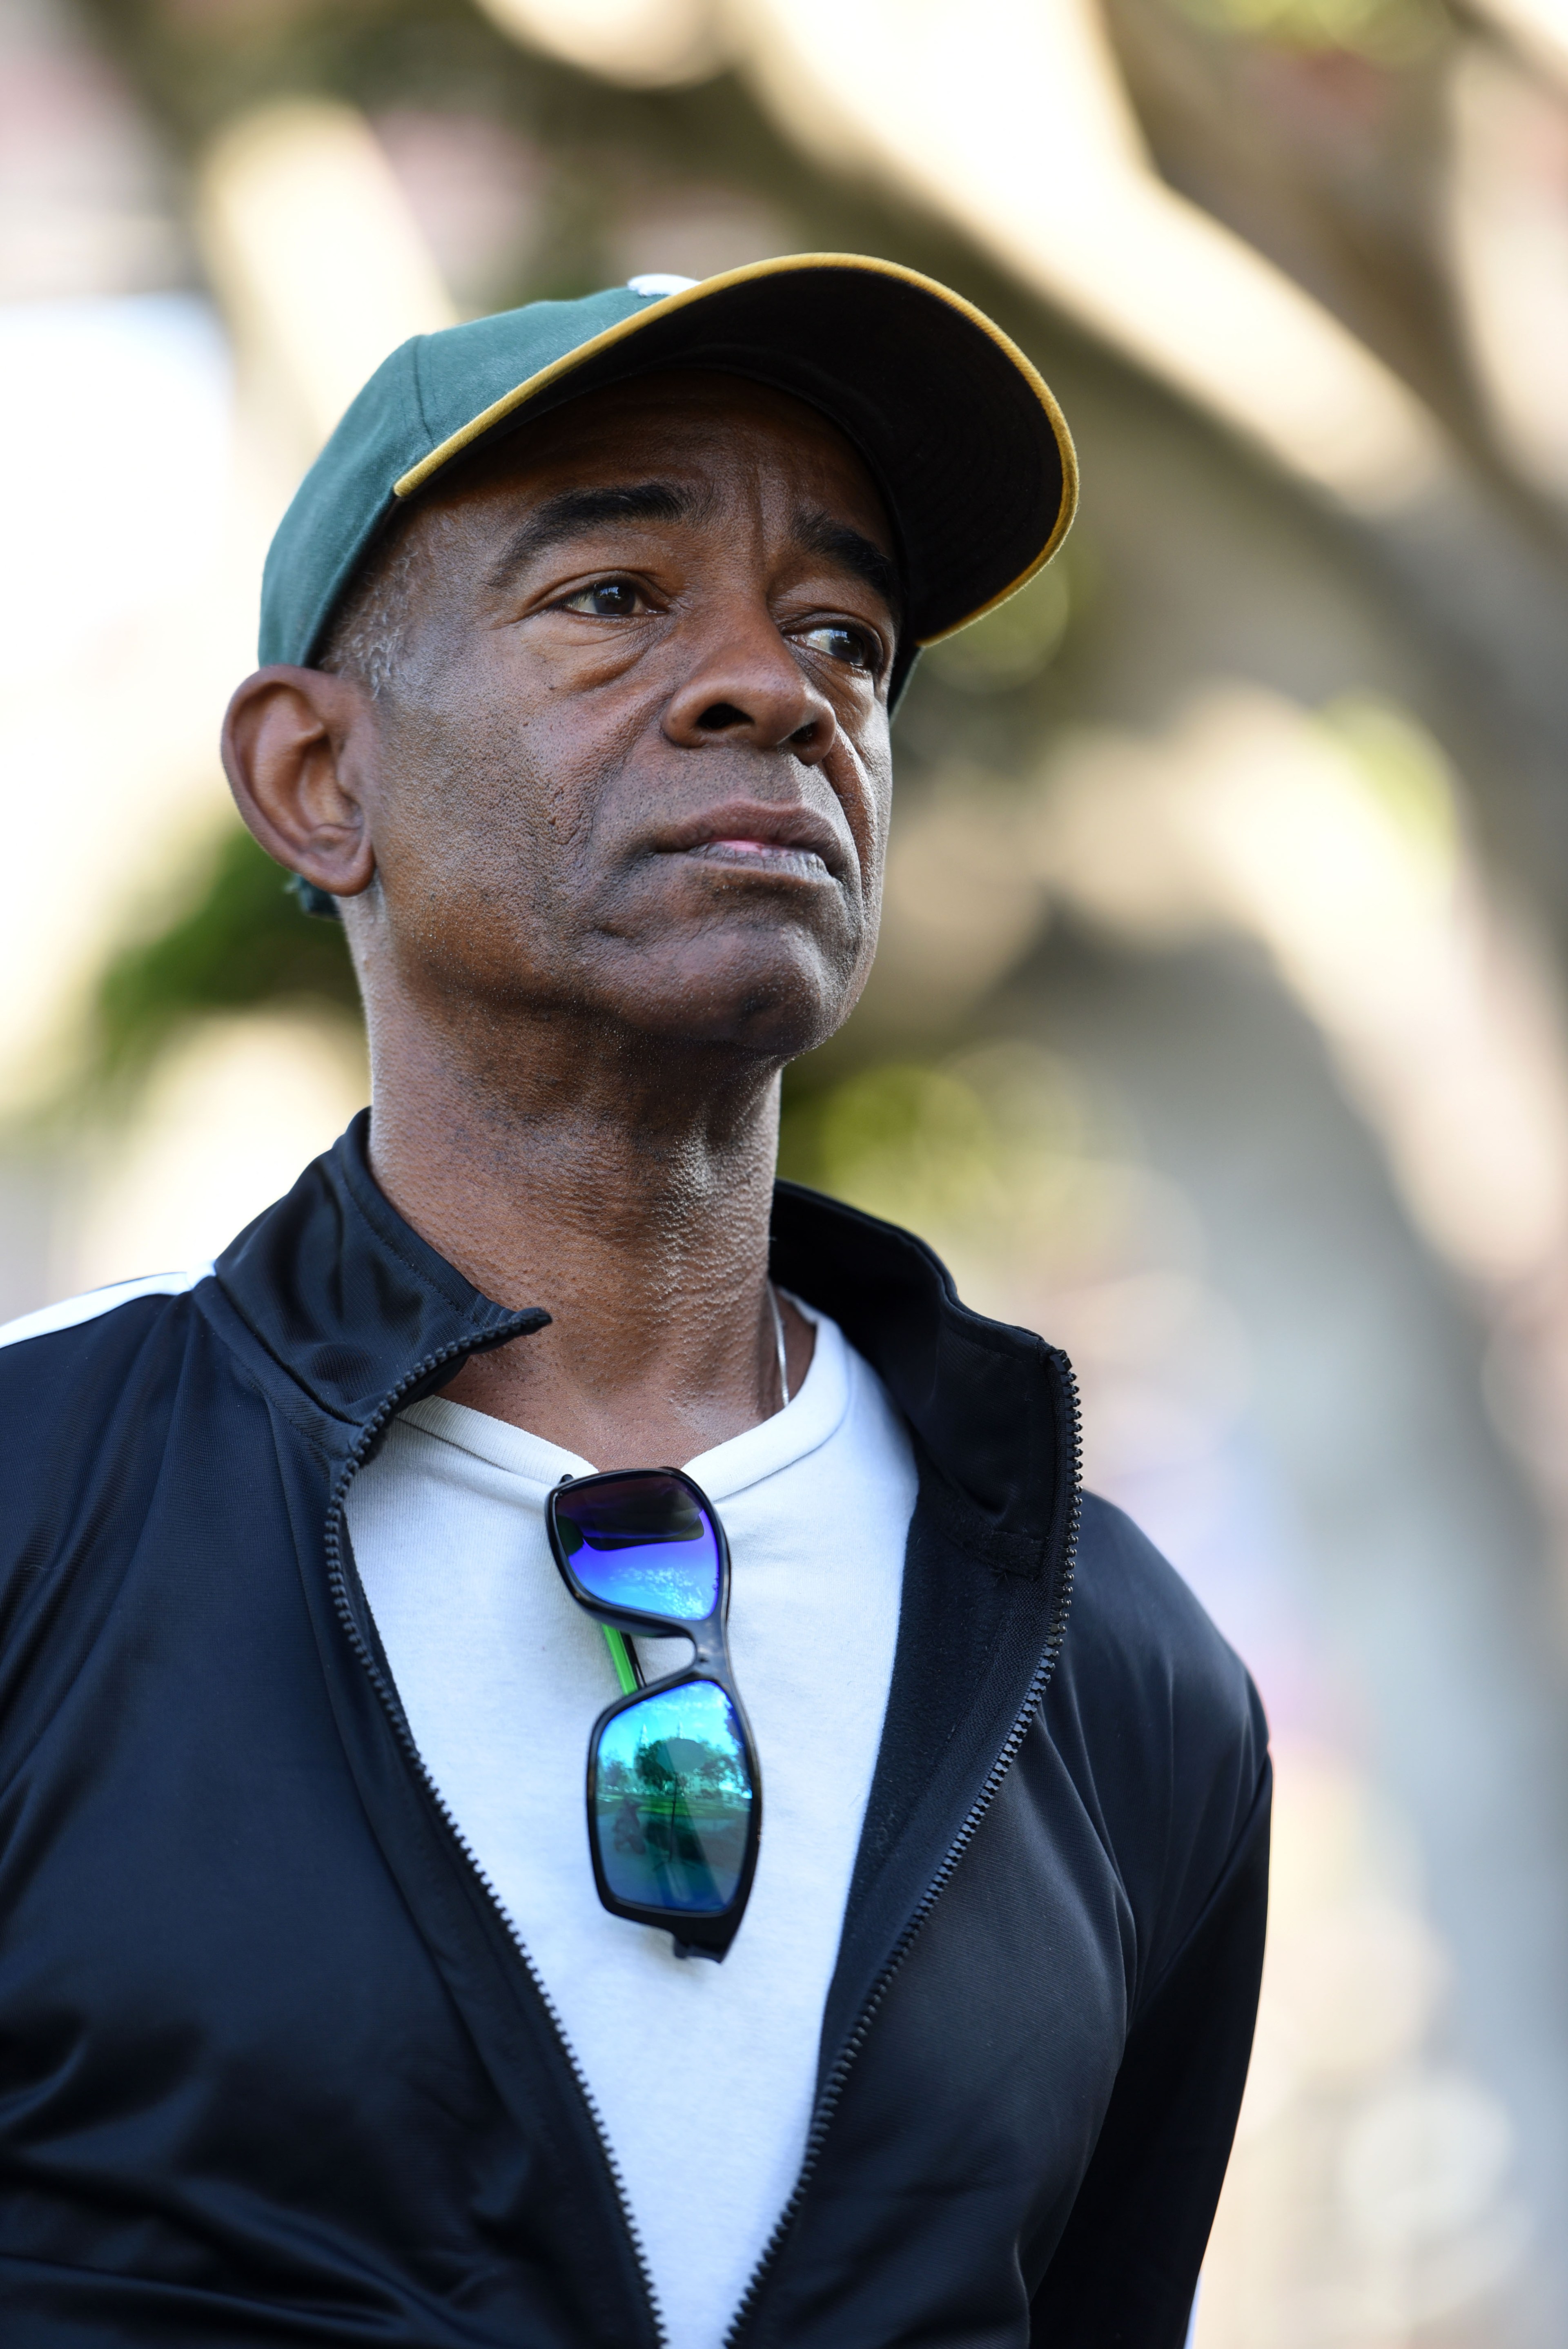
[221,665,378,903]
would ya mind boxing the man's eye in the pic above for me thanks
[559,581,644,618]
[797,622,878,672]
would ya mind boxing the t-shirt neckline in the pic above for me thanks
[398,1297,850,1504]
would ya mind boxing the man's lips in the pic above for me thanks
[657,804,844,882]
[688,838,831,879]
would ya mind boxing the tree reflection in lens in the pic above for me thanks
[593,1681,752,1915]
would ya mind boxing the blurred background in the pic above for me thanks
[5,0,1568,2336]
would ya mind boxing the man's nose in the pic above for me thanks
[662,608,840,766]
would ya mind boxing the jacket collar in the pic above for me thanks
[214,1113,1072,1581]
[770,1183,1072,1580]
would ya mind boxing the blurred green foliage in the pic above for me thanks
[93,826,359,1087]
[1169,0,1446,65]
[781,1061,1006,1222]
[777,1043,1150,1321]
[782,1047,1098,1221]
[924,560,1074,697]
[1318,693,1460,872]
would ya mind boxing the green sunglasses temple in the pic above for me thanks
[601,1624,642,1695]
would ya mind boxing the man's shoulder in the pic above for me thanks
[1069,1490,1256,1717]
[0,1269,215,1444]
[1052,1492,1269,1993]
[0,1270,220,1656]
[0,1266,214,1363]
[1056,1489,1267,1827]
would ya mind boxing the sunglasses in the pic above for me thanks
[546,1467,761,1961]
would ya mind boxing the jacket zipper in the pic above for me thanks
[724,1348,1084,2349]
[320,1328,668,2349]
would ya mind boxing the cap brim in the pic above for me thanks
[392,254,1076,652]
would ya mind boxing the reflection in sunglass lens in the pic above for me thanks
[592,1681,753,1916]
[554,1473,720,1621]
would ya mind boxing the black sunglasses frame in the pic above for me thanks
[546,1466,762,1961]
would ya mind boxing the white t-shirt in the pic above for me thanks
[344,1305,916,2349]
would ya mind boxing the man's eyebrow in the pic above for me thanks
[793,510,904,625]
[488,482,706,585]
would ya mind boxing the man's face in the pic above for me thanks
[351,370,899,1063]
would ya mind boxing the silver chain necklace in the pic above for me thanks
[768,1283,790,1411]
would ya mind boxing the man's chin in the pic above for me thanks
[603,939,862,1062]
[621,996,837,1064]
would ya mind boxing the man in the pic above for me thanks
[0,258,1267,2346]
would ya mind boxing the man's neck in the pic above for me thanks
[363,999,813,1469]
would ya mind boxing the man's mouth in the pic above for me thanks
[686,836,832,880]
[659,804,843,884]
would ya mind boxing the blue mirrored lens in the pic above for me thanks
[592,1681,752,1916]
[554,1473,719,1622]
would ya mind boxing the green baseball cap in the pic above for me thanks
[260,252,1076,704]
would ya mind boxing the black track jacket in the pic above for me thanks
[0,1116,1269,2347]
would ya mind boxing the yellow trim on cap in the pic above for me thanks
[391,252,1077,636]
